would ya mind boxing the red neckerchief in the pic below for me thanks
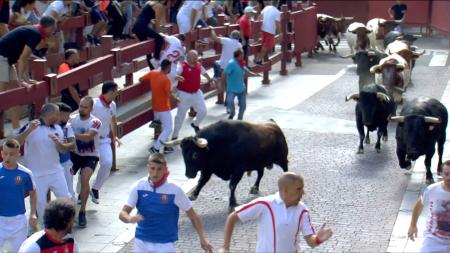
[151,171,170,188]
[238,59,247,68]
[99,95,111,108]
[33,24,46,41]
[44,229,62,244]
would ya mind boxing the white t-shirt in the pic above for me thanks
[160,36,186,81]
[23,122,65,177]
[236,193,315,253]
[43,1,69,18]
[420,182,450,252]
[91,98,117,138]
[18,230,78,253]
[261,5,281,34]
[218,37,242,69]
[69,114,101,157]
[177,1,204,25]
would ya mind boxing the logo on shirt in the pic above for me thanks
[0,176,4,180]
[142,193,149,198]
[15,175,23,185]
[160,194,168,204]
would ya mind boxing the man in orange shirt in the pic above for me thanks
[139,59,179,154]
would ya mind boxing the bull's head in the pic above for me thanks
[161,137,208,178]
[346,91,390,125]
[389,115,441,160]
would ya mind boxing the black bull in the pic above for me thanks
[162,120,289,209]
[389,98,448,184]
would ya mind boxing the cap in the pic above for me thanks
[244,6,257,14]
[230,30,241,40]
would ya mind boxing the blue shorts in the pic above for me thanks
[90,6,108,24]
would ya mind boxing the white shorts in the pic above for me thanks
[420,236,450,252]
[0,55,17,83]
[0,214,27,253]
[176,16,191,34]
[134,238,175,253]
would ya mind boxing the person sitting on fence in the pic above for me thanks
[254,0,281,65]
[9,0,37,28]
[80,0,108,46]
[210,27,242,106]
[59,48,81,112]
[0,15,57,136]
[172,50,214,139]
[0,0,9,37]
[119,0,137,40]
[239,6,257,61]
[105,0,126,41]
[132,0,166,69]
[140,59,180,154]
[176,1,204,34]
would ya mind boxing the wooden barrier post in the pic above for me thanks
[280,5,289,76]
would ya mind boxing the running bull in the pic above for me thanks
[316,14,353,52]
[389,97,448,184]
[162,120,289,210]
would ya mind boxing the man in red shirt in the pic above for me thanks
[139,59,179,154]
[239,6,257,60]
[172,50,214,139]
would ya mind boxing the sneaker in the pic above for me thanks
[148,147,160,154]
[149,120,161,128]
[164,147,175,154]
[190,123,200,133]
[78,211,87,228]
[93,37,101,46]
[90,189,99,204]
[86,34,95,45]
[77,195,81,205]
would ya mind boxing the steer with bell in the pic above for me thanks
[346,83,395,154]
[162,120,289,210]
[389,97,448,184]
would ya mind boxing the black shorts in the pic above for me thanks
[70,152,99,175]
[0,1,9,24]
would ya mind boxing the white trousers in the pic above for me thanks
[35,171,71,224]
[173,90,207,138]
[0,215,27,253]
[154,111,173,150]
[134,238,175,253]
[176,15,191,34]
[62,160,75,201]
[92,138,113,191]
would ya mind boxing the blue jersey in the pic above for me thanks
[0,163,35,217]
[126,177,192,243]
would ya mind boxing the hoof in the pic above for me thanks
[376,148,381,153]
[357,148,364,154]
[382,135,388,142]
[267,164,273,169]
[188,193,198,201]
[246,171,252,177]
[365,138,370,144]
[426,177,435,185]
[249,186,259,195]
[228,206,236,213]
[437,166,443,176]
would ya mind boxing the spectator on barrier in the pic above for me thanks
[0,0,9,37]
[160,33,186,84]
[168,0,183,24]
[0,139,38,253]
[18,198,78,253]
[105,0,126,41]
[239,6,257,60]
[0,15,57,135]
[408,160,450,252]
[254,0,281,65]
[225,49,259,120]
[57,102,77,203]
[176,0,203,34]
[43,0,71,23]
[203,0,219,27]
[172,50,214,139]
[119,0,136,40]
[59,48,81,112]
[91,82,121,206]
[388,0,407,34]
[15,103,73,226]
[68,96,102,228]
[219,172,333,253]
[9,0,37,28]
[210,27,242,105]
[119,153,213,253]
[132,0,166,69]
[140,59,179,154]
[80,0,108,46]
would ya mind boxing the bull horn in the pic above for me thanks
[338,52,354,58]
[413,49,426,56]
[393,86,406,93]
[161,138,182,147]
[345,93,359,101]
[345,17,354,20]
[424,116,441,124]
[370,65,381,73]
[396,63,405,71]
[194,138,208,148]
[368,51,376,56]
[413,34,422,38]
[376,92,390,103]
[389,116,405,122]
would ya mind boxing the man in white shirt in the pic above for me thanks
[91,81,121,205]
[176,1,204,34]
[408,160,450,252]
[43,0,71,21]
[15,103,72,225]
[219,172,333,253]
[254,1,281,65]
[160,33,186,85]
[69,96,102,228]
[210,27,242,104]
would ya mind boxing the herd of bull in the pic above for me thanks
[150,14,447,211]
[317,14,448,185]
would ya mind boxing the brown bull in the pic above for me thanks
[316,14,353,52]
